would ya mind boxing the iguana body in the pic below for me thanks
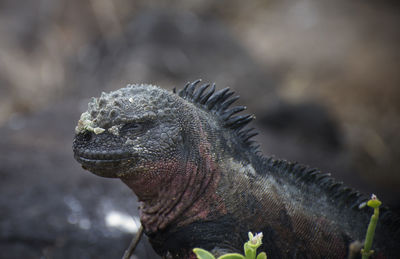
[73,80,400,258]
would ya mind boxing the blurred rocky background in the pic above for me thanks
[0,0,399,258]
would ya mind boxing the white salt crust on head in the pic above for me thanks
[75,84,179,135]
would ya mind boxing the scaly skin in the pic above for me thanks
[73,80,400,258]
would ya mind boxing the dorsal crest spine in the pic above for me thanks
[177,79,258,147]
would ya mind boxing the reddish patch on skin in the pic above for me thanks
[121,151,226,233]
[177,113,228,225]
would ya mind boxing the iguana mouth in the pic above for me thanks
[73,148,132,160]
[73,150,137,178]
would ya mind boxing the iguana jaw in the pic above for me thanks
[73,132,140,178]
[73,153,137,178]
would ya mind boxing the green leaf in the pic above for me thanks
[218,253,245,259]
[193,248,216,259]
[256,252,267,259]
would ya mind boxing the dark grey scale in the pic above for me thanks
[109,109,119,119]
[99,109,106,116]
[149,90,158,98]
[90,110,98,118]
[111,92,120,98]
[113,100,124,108]
[98,98,107,108]
[88,101,97,111]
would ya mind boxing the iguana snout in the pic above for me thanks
[73,130,138,178]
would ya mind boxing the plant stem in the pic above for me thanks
[122,225,144,259]
[362,207,379,259]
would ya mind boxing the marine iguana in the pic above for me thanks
[73,80,400,258]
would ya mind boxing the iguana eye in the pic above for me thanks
[120,122,143,132]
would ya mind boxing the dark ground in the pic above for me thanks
[1,1,399,258]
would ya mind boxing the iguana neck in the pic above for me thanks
[122,157,224,233]
[121,124,227,233]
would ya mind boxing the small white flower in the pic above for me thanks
[249,232,263,245]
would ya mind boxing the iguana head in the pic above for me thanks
[73,84,184,179]
[73,80,256,179]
